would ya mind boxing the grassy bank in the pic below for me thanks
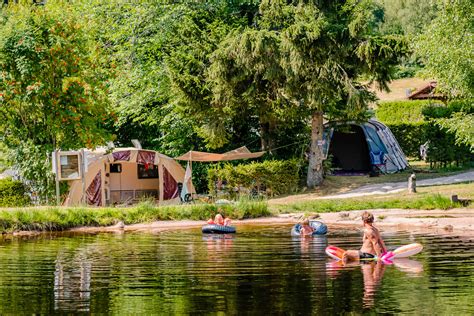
[0,200,269,233]
[0,182,471,233]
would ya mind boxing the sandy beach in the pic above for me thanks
[53,207,474,236]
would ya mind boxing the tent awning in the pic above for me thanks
[175,146,265,162]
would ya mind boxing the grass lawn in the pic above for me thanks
[290,161,473,198]
[271,182,474,214]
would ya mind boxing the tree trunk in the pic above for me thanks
[260,120,275,154]
[307,111,324,188]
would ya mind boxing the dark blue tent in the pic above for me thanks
[324,119,408,174]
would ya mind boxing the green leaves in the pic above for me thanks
[0,3,111,149]
[208,159,301,197]
[0,2,113,201]
[414,0,473,99]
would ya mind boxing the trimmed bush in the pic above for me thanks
[376,100,473,165]
[208,160,301,198]
[376,100,434,124]
[386,123,427,157]
[422,103,473,167]
[0,178,30,207]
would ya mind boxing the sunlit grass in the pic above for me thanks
[0,200,270,233]
[0,182,471,233]
[271,182,474,214]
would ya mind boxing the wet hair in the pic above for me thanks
[302,219,310,225]
[362,211,374,223]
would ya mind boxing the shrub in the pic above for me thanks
[422,103,473,167]
[0,178,30,207]
[376,100,473,165]
[376,100,433,124]
[208,159,301,198]
[386,123,427,157]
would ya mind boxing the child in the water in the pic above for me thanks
[207,212,231,226]
[300,219,314,236]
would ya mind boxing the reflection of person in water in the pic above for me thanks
[362,260,386,308]
[205,234,234,253]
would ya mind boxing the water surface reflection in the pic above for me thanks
[0,225,472,314]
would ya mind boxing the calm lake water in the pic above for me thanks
[0,225,473,315]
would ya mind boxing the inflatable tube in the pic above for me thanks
[325,243,423,261]
[392,243,423,258]
[202,224,236,234]
[326,245,345,260]
[291,220,328,236]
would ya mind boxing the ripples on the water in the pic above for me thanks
[0,225,473,314]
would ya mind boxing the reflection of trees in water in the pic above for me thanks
[2,231,474,314]
[54,251,92,312]
[53,233,127,312]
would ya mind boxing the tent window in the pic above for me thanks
[137,164,158,179]
[58,153,80,180]
[110,164,122,173]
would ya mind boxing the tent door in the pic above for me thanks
[328,125,371,172]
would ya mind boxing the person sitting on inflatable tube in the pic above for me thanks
[207,213,232,226]
[300,219,315,237]
[342,211,391,263]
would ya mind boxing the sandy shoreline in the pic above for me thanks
[40,207,473,236]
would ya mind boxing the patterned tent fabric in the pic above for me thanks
[112,150,131,161]
[86,171,102,206]
[163,166,179,200]
[137,150,156,165]
[65,148,192,206]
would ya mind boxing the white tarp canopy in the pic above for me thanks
[175,146,265,162]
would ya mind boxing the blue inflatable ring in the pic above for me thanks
[202,224,236,234]
[291,220,327,236]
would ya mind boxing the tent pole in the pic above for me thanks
[80,149,86,205]
[190,155,193,198]
[55,149,60,206]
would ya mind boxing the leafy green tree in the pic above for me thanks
[208,0,406,187]
[373,0,438,78]
[414,0,473,149]
[375,0,438,36]
[0,2,112,200]
[81,1,265,192]
[414,0,473,99]
[0,142,9,173]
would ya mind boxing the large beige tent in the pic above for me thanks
[65,148,193,206]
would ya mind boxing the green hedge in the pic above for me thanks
[377,101,473,165]
[208,160,301,198]
[386,123,427,157]
[0,178,30,207]
[376,100,434,124]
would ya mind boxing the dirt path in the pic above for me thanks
[269,170,474,204]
